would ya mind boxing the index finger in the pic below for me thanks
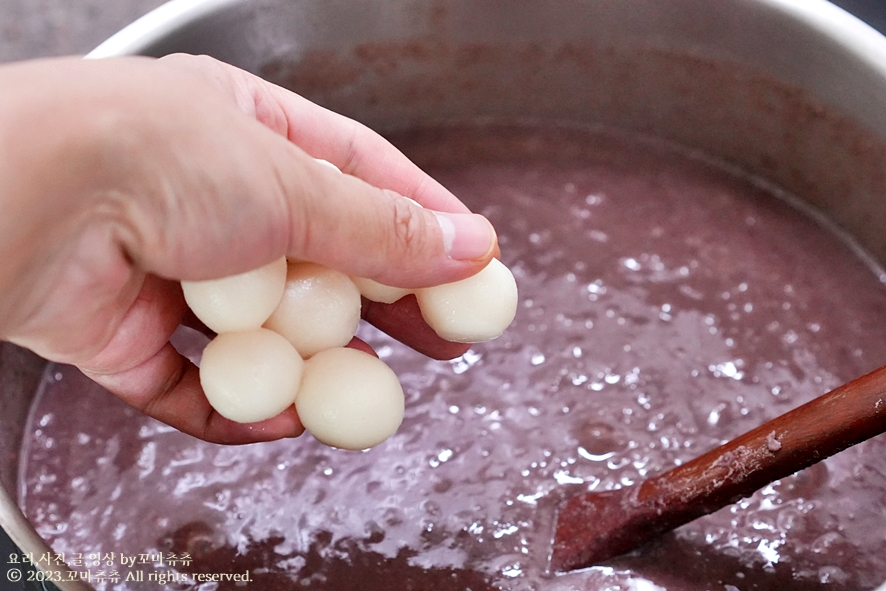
[158,54,470,215]
[271,92,469,215]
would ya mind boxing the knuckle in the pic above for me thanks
[390,196,425,250]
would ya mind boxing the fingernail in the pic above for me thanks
[434,211,497,261]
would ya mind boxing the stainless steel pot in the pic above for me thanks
[3,0,886,588]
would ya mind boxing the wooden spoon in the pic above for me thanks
[549,363,886,573]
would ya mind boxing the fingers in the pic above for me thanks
[55,55,498,291]
[157,53,468,214]
[151,54,498,286]
[271,160,497,287]
[74,274,184,372]
[156,54,491,357]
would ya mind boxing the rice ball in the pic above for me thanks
[264,262,362,358]
[415,258,518,343]
[200,328,303,423]
[182,257,287,333]
[296,347,405,450]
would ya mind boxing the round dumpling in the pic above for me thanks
[182,257,286,333]
[296,347,405,450]
[200,328,303,423]
[415,258,518,343]
[264,262,362,358]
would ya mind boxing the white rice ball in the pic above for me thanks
[182,257,287,333]
[200,328,304,423]
[264,262,362,358]
[296,347,405,450]
[415,258,518,343]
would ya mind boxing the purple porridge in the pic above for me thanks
[19,125,886,590]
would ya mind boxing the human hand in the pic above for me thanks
[0,54,497,444]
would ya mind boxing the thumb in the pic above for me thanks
[278,153,498,288]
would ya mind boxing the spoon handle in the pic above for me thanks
[551,364,886,572]
[641,364,886,515]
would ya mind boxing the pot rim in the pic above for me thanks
[88,0,886,65]
[87,0,243,59]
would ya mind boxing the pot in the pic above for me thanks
[3,0,886,589]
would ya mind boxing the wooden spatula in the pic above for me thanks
[550,364,886,573]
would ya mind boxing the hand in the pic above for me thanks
[0,54,497,444]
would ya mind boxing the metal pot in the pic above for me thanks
[3,0,886,588]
